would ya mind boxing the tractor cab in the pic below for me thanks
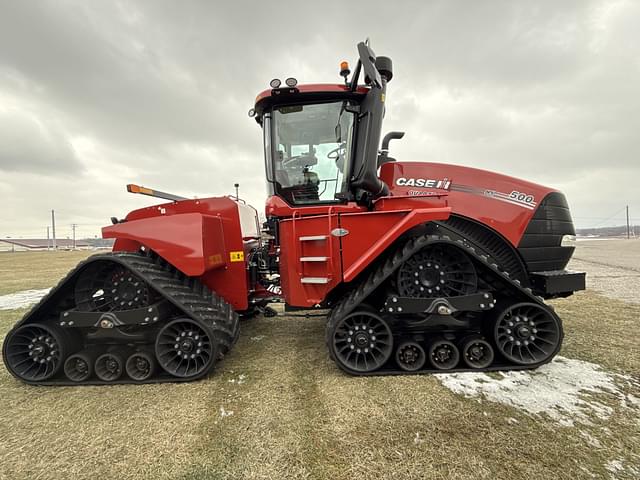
[253,42,394,209]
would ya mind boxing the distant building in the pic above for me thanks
[0,238,92,252]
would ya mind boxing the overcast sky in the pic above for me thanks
[0,0,638,239]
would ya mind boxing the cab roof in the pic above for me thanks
[253,83,369,120]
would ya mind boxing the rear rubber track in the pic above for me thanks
[2,251,239,385]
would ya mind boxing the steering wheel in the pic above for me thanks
[328,143,346,170]
[282,153,317,169]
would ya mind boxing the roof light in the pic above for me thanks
[340,61,350,81]
[285,77,297,87]
[270,78,281,88]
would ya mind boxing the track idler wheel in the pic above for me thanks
[330,309,393,373]
[494,302,562,365]
[64,352,95,382]
[428,338,460,370]
[95,351,125,382]
[461,337,494,369]
[395,341,426,372]
[126,351,156,381]
[3,323,67,382]
[155,318,216,379]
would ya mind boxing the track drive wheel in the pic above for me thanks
[155,318,217,379]
[329,308,393,373]
[396,244,477,297]
[494,302,562,365]
[3,323,67,382]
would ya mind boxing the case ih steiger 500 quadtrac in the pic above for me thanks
[3,42,585,385]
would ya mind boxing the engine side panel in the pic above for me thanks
[380,161,556,247]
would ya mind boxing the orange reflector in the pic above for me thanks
[340,61,349,71]
[127,184,153,195]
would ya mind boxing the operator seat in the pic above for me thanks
[275,169,320,204]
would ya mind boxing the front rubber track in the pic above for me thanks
[326,224,563,376]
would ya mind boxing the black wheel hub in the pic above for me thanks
[74,262,152,312]
[4,324,64,382]
[494,303,562,365]
[428,340,460,370]
[332,310,393,373]
[397,245,477,297]
[395,342,426,371]
[461,338,494,369]
[155,319,215,378]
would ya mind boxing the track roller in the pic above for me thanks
[460,337,494,369]
[329,308,393,373]
[395,341,426,371]
[125,351,156,381]
[3,323,67,382]
[494,302,562,365]
[428,338,460,370]
[155,318,216,378]
[64,352,95,382]
[95,352,124,382]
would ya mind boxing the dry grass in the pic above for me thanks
[0,253,639,480]
[0,250,94,296]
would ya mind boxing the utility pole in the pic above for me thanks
[46,226,50,250]
[234,183,240,200]
[51,209,57,250]
[626,205,630,239]
[71,224,77,250]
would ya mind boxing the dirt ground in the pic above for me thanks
[568,239,640,304]
[0,245,638,480]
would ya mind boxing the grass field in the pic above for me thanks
[0,248,638,479]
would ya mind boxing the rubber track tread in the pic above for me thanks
[2,251,240,385]
[325,223,561,376]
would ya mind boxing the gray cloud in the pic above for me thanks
[0,0,638,235]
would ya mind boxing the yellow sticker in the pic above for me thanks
[381,93,385,103]
[208,253,223,265]
[230,251,245,262]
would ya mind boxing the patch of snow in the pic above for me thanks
[413,432,423,444]
[507,417,519,425]
[228,374,247,385]
[438,356,633,426]
[219,407,234,418]
[604,459,624,474]
[0,288,50,310]
[579,430,602,449]
[250,335,265,341]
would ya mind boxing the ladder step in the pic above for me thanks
[301,277,330,284]
[299,235,327,241]
[300,256,328,262]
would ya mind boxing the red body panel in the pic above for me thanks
[276,196,450,307]
[103,197,250,310]
[380,162,556,246]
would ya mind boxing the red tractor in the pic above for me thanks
[3,42,585,385]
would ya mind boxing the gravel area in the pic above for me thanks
[568,239,640,304]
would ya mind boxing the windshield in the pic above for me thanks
[269,102,355,205]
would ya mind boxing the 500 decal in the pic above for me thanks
[483,189,536,209]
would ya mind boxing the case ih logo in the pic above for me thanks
[395,177,451,190]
